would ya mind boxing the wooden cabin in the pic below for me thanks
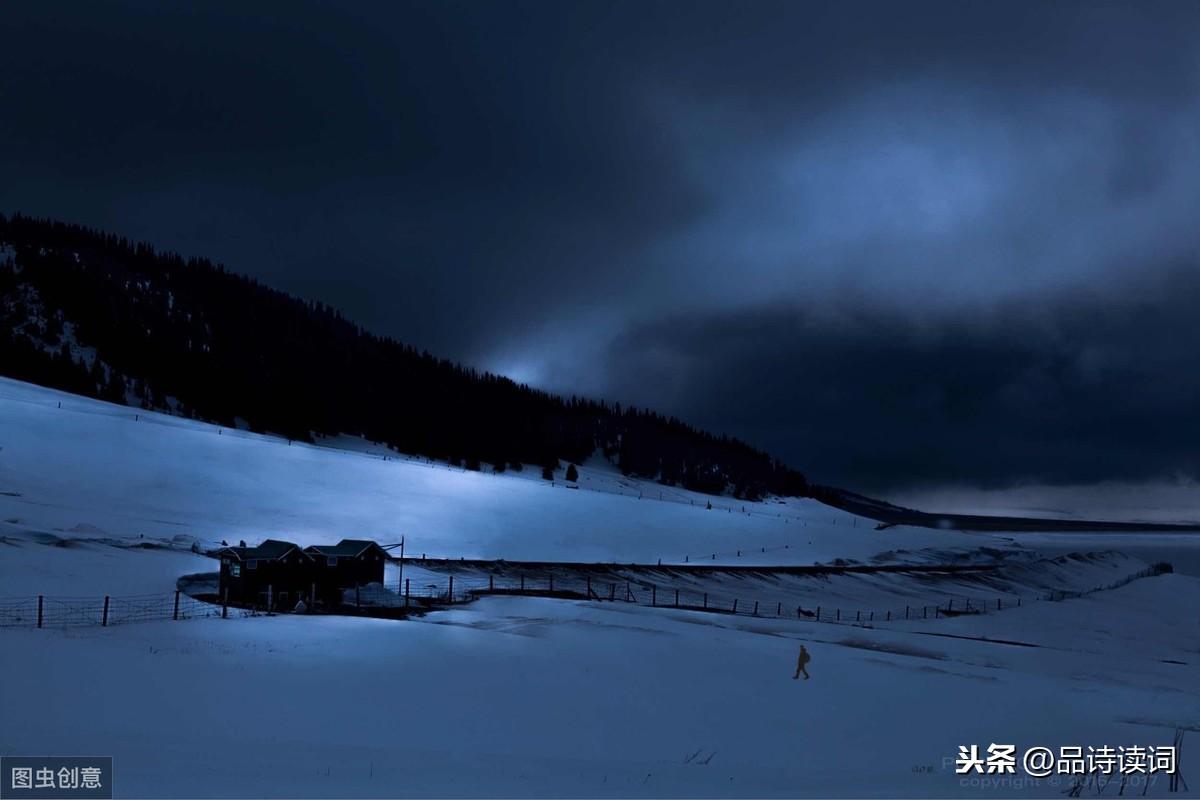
[215,537,389,610]
[216,539,314,611]
[302,539,388,605]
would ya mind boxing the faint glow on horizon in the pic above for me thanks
[491,358,547,390]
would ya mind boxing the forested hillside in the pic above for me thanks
[0,214,807,499]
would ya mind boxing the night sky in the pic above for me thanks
[3,1,1199,492]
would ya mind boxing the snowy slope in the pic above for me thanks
[0,375,986,579]
[2,375,1198,798]
[3,582,1197,798]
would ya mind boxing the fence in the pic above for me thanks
[350,557,1173,625]
[0,591,251,628]
[2,562,1168,630]
[426,572,1029,625]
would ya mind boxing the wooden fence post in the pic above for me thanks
[816,606,821,621]
[651,585,656,606]
[732,599,738,613]
[703,592,708,609]
[625,581,631,601]
[311,582,316,612]
[586,576,591,598]
[997,598,1002,610]
[752,600,758,616]
[1017,597,1021,607]
[404,578,410,607]
[173,590,181,621]
[448,575,454,604]
[355,584,361,609]
[836,608,840,621]
[965,598,971,612]
[675,589,680,607]
[855,610,860,622]
[948,599,954,611]
[489,575,494,592]
[886,610,890,621]
[37,595,43,628]
[102,596,110,627]
[609,583,615,601]
[905,605,909,620]
[222,588,228,619]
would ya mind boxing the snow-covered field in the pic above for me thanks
[0,375,958,568]
[1,376,1198,797]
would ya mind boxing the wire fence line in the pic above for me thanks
[430,573,1026,625]
[0,591,251,628]
[1,561,1167,630]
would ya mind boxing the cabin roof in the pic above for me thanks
[303,539,382,558]
[219,538,304,562]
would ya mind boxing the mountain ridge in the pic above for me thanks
[0,213,807,500]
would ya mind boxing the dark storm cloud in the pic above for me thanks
[0,0,710,352]
[597,265,1200,492]
[2,0,1200,490]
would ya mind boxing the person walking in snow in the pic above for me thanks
[793,644,811,680]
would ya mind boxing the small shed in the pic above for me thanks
[216,539,313,610]
[303,539,388,604]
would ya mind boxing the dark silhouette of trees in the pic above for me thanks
[0,213,809,499]
[565,463,579,482]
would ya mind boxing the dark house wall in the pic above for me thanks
[218,552,314,609]
[306,544,388,606]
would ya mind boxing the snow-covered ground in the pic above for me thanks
[3,585,1197,798]
[0,375,966,568]
[894,482,1200,526]
[1,375,1198,797]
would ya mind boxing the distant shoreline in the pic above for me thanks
[813,485,1200,533]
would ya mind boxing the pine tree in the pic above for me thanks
[0,214,809,501]
[565,463,579,482]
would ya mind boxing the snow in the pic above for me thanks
[0,375,980,568]
[1,375,1198,797]
[0,532,213,597]
[3,586,1196,798]
[894,481,1200,526]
